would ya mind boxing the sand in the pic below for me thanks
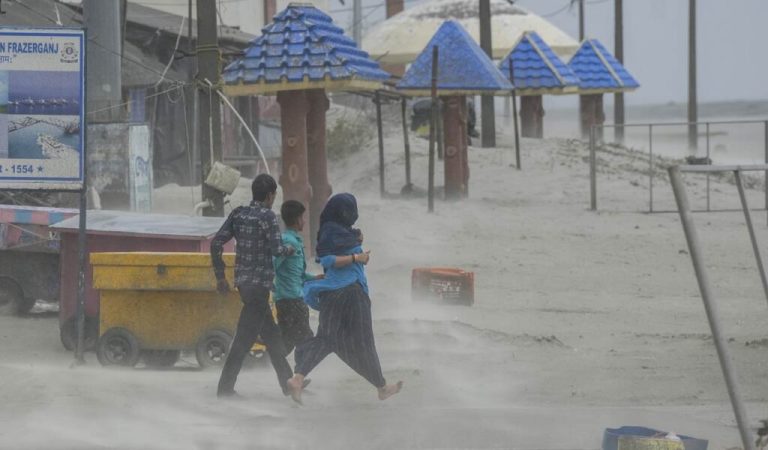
[0,122,767,449]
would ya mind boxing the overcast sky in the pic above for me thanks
[335,0,768,106]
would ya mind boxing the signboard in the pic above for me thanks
[0,28,85,190]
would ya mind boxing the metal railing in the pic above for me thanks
[589,120,768,214]
[669,164,768,450]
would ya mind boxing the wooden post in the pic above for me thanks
[614,0,625,144]
[277,90,311,245]
[580,94,604,142]
[306,89,331,253]
[520,95,544,139]
[375,91,386,197]
[479,0,496,148]
[443,95,468,199]
[401,97,412,191]
[428,46,438,213]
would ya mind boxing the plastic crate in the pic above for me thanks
[411,267,474,306]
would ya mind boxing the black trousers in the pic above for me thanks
[275,298,314,362]
[217,285,293,395]
[294,283,386,388]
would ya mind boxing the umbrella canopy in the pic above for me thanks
[397,20,513,96]
[362,0,579,66]
[222,3,390,96]
[498,31,579,96]
[568,39,640,94]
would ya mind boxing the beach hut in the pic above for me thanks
[222,3,390,247]
[397,20,513,200]
[498,31,579,139]
[568,39,639,140]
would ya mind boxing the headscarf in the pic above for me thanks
[316,193,361,257]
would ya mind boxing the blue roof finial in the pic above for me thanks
[223,3,390,95]
[568,39,639,93]
[498,31,578,95]
[396,20,513,96]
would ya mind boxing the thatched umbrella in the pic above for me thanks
[222,3,390,248]
[498,31,579,139]
[397,20,512,200]
[568,39,639,141]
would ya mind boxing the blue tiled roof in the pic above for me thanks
[396,20,513,94]
[568,39,639,92]
[222,4,390,88]
[498,31,579,93]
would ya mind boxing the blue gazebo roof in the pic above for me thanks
[222,4,391,96]
[498,31,579,96]
[568,39,639,94]
[396,20,513,96]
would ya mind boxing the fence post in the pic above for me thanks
[649,124,654,213]
[764,121,767,226]
[706,122,711,212]
[669,166,756,450]
[590,126,597,211]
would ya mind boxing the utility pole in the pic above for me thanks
[614,0,624,143]
[83,0,122,122]
[579,0,585,41]
[688,0,698,152]
[196,0,224,216]
[382,0,406,76]
[479,0,496,148]
[353,0,363,44]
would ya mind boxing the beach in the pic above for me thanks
[1,122,767,449]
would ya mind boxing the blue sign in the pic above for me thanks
[0,28,85,190]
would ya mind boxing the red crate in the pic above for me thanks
[411,268,474,306]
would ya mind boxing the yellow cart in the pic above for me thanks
[90,252,269,368]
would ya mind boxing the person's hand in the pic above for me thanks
[357,231,364,244]
[216,278,230,295]
[355,251,371,265]
[285,246,296,256]
[314,274,325,280]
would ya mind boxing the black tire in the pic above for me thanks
[97,327,141,367]
[142,350,181,368]
[59,316,99,352]
[195,330,232,368]
[0,278,24,316]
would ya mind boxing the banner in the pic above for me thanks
[0,28,85,190]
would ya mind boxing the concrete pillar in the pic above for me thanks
[580,94,605,141]
[277,90,311,247]
[443,96,469,199]
[306,89,332,253]
[520,95,544,139]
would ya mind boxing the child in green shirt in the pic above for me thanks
[273,200,319,361]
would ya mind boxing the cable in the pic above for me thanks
[215,89,271,176]
[22,0,188,85]
[87,83,188,116]
[155,14,186,87]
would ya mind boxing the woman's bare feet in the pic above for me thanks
[286,374,305,405]
[377,381,403,401]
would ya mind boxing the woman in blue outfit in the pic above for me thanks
[286,193,403,404]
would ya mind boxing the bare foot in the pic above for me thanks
[286,375,304,405]
[377,381,403,401]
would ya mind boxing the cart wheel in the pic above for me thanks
[0,278,23,316]
[59,317,98,352]
[97,328,140,367]
[142,350,181,368]
[196,330,232,368]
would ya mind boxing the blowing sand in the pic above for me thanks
[0,125,767,449]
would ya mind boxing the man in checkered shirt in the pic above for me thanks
[211,174,296,398]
